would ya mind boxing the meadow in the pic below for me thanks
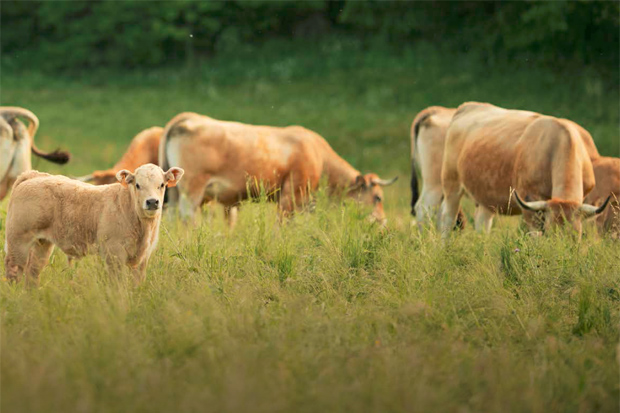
[1,40,619,412]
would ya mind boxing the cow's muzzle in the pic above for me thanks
[145,198,160,210]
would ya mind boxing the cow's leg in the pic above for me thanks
[278,175,308,219]
[224,205,239,229]
[4,236,32,282]
[24,239,54,285]
[0,176,14,201]
[131,260,148,285]
[101,243,128,278]
[177,172,209,220]
[474,206,495,233]
[415,188,443,228]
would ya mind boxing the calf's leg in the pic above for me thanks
[24,239,54,285]
[4,236,32,282]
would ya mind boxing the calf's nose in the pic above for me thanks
[146,198,160,210]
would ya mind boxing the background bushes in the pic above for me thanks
[2,0,618,76]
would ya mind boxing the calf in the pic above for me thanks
[4,164,183,284]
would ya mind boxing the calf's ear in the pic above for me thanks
[165,167,184,187]
[116,169,134,187]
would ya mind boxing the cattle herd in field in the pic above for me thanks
[1,103,618,284]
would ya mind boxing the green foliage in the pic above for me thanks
[1,38,619,412]
[1,1,618,74]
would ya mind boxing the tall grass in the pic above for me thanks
[1,40,619,412]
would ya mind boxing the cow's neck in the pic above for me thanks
[118,189,160,242]
[322,147,360,191]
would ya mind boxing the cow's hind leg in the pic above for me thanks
[474,206,495,233]
[24,239,54,285]
[177,172,209,221]
[415,188,443,228]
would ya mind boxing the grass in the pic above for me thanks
[1,39,619,412]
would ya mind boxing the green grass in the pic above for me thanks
[1,40,619,412]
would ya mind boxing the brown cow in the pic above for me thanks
[159,112,397,226]
[440,102,609,237]
[77,126,163,185]
[411,104,619,235]
[4,164,184,285]
[0,107,70,200]
[584,157,620,236]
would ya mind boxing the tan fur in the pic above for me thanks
[440,102,600,236]
[412,103,617,236]
[410,106,459,226]
[4,164,183,285]
[0,107,70,200]
[159,113,396,225]
[83,127,163,185]
[585,157,620,236]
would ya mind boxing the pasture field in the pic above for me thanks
[1,41,619,412]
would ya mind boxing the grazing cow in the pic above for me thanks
[0,107,70,200]
[411,103,619,235]
[76,126,163,185]
[410,106,463,228]
[159,112,397,226]
[584,157,620,236]
[440,102,609,237]
[4,164,183,284]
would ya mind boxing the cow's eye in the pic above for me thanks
[160,183,165,189]
[136,184,141,190]
[374,195,382,203]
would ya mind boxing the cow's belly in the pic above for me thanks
[459,143,519,215]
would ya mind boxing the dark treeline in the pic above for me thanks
[2,0,618,74]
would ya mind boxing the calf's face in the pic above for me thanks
[117,163,184,218]
[348,173,398,224]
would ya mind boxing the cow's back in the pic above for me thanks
[444,103,539,212]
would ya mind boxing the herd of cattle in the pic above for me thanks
[1,103,618,284]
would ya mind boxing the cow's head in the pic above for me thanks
[117,163,184,219]
[348,173,398,225]
[514,191,610,234]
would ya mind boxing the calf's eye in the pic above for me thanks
[136,184,141,190]
[160,183,165,189]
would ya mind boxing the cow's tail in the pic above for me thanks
[159,112,201,205]
[410,108,436,216]
[0,107,70,164]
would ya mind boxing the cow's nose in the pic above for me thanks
[146,198,160,210]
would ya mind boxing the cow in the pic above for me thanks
[410,106,462,228]
[76,126,163,185]
[4,164,184,285]
[158,112,397,227]
[411,104,619,236]
[439,102,609,238]
[0,107,70,200]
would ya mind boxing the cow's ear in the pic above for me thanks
[351,174,367,190]
[165,167,184,188]
[116,170,134,187]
